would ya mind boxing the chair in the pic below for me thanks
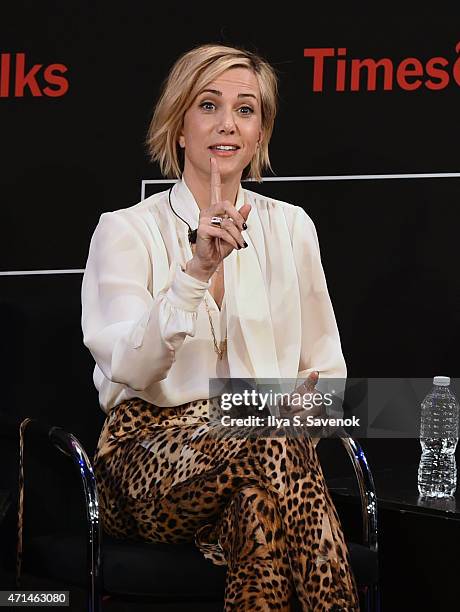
[13,419,380,612]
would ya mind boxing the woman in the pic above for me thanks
[81,43,359,611]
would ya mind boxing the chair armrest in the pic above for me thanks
[48,427,102,612]
[315,421,378,552]
[339,436,378,553]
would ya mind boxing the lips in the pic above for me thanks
[209,144,241,150]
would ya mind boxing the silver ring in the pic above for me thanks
[210,216,223,227]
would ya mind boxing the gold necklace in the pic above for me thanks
[188,240,226,358]
[204,294,227,359]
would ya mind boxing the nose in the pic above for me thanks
[217,108,236,134]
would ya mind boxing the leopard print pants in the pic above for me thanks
[93,397,360,611]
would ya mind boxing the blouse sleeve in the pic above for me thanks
[292,207,347,381]
[81,211,210,391]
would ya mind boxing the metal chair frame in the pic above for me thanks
[48,428,380,612]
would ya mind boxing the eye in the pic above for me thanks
[199,101,216,111]
[238,106,254,115]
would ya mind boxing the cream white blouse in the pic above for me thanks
[81,177,347,415]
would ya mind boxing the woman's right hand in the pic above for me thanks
[186,157,251,280]
[280,371,325,421]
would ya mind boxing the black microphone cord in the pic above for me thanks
[168,185,197,244]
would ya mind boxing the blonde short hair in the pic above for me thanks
[146,43,279,182]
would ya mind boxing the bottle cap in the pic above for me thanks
[433,376,450,386]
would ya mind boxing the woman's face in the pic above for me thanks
[179,67,263,183]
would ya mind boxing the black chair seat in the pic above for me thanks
[103,535,227,599]
[27,533,226,601]
[26,532,377,601]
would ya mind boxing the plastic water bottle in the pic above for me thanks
[418,376,459,497]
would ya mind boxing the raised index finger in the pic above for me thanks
[210,157,222,206]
